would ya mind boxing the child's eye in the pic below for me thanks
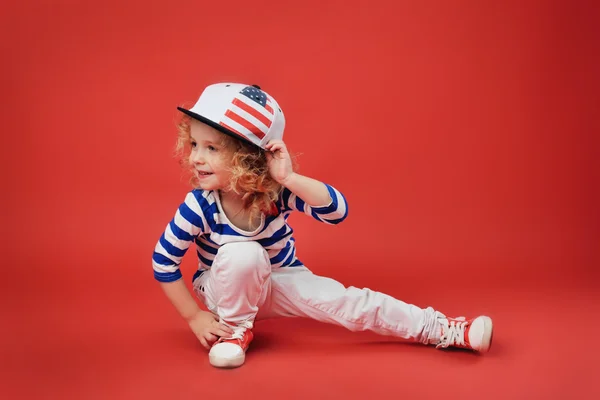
[208,145,217,151]
[190,141,197,148]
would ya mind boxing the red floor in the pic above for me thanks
[3,261,599,399]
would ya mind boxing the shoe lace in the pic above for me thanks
[219,324,249,342]
[230,330,244,340]
[436,317,467,348]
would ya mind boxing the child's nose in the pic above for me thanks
[192,152,205,164]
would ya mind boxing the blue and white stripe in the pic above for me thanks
[152,183,348,283]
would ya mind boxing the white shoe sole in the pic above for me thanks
[209,353,245,368]
[477,316,494,353]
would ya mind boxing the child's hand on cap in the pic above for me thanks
[266,140,294,185]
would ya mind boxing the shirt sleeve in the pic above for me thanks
[152,191,208,283]
[278,182,349,225]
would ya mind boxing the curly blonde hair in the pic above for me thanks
[174,114,284,223]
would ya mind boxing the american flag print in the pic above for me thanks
[219,86,275,142]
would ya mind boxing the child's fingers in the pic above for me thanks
[266,140,285,150]
[205,332,218,343]
[212,319,234,334]
[199,336,209,349]
[269,143,286,154]
[215,327,233,337]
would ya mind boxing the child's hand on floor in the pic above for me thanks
[188,310,234,349]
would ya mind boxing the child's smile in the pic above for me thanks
[195,170,214,178]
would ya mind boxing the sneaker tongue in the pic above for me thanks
[226,322,252,337]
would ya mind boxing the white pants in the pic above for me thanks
[193,242,441,344]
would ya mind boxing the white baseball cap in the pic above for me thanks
[177,83,285,150]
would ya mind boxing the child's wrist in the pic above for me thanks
[183,309,203,322]
[280,172,298,187]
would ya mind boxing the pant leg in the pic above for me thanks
[264,266,441,344]
[193,241,272,336]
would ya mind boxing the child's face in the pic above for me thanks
[189,120,234,192]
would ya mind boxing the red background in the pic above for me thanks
[1,0,599,398]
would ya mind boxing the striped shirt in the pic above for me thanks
[152,183,348,283]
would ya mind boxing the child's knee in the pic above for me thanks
[213,241,270,277]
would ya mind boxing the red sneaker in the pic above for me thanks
[435,315,493,353]
[209,329,254,368]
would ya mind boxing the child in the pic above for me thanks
[152,83,493,368]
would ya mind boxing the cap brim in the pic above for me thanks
[177,107,258,148]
